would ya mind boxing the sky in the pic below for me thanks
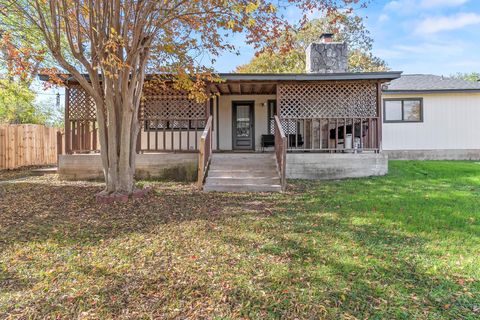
[36,0,480,104]
[213,0,480,75]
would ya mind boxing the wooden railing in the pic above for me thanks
[197,115,213,187]
[65,120,99,154]
[141,119,206,152]
[282,117,380,152]
[274,115,287,191]
[64,118,207,154]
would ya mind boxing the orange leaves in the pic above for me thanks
[0,31,45,83]
[100,29,130,79]
[39,68,68,88]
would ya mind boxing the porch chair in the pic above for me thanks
[287,134,304,148]
[261,134,275,152]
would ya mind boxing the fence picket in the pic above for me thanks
[0,124,60,170]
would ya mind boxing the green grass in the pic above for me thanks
[1,161,479,319]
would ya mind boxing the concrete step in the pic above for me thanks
[208,170,279,178]
[208,165,278,172]
[211,154,275,162]
[206,176,281,185]
[203,183,282,193]
[204,153,281,193]
[31,167,58,175]
[210,160,277,166]
[213,153,275,158]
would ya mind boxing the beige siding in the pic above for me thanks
[217,95,274,151]
[382,92,480,150]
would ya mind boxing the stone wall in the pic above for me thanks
[305,42,348,73]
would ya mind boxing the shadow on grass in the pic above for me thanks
[0,179,278,249]
[0,160,479,319]
[220,203,478,319]
[215,161,480,318]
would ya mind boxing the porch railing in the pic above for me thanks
[141,119,206,152]
[63,118,207,154]
[197,115,213,187]
[274,115,287,191]
[65,120,99,154]
[282,117,380,152]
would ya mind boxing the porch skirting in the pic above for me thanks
[58,153,198,181]
[286,153,388,180]
[385,149,480,160]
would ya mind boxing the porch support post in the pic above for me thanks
[376,81,383,152]
[136,126,142,154]
[275,82,280,116]
[215,95,219,151]
[65,87,71,154]
[136,99,142,154]
[205,84,211,118]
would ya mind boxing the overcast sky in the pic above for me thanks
[213,0,480,75]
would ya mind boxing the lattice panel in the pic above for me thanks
[269,119,298,135]
[141,86,205,121]
[281,120,299,135]
[278,82,377,118]
[67,84,205,123]
[68,85,96,121]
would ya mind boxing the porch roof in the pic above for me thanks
[39,71,402,96]
[210,71,402,95]
[39,71,401,85]
[217,71,402,82]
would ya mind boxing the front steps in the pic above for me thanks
[204,153,282,192]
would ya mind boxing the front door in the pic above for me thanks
[232,101,254,150]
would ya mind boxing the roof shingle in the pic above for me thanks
[384,74,480,93]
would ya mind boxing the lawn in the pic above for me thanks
[1,161,479,319]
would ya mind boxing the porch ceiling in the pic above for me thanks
[210,82,277,95]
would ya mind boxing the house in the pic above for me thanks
[382,74,480,160]
[53,33,403,192]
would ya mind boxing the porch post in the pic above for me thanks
[275,82,280,116]
[215,95,219,150]
[136,101,142,154]
[376,82,383,152]
[65,87,71,154]
[205,84,211,118]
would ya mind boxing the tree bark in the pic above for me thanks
[95,52,148,196]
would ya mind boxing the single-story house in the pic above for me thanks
[49,33,480,192]
[53,33,402,192]
[382,74,480,160]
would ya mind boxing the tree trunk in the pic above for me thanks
[96,76,141,196]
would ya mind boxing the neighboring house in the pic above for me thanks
[49,33,405,192]
[381,74,480,160]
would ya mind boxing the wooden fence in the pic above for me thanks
[0,124,60,170]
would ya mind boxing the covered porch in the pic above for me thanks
[59,72,399,187]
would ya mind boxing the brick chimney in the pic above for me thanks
[305,33,348,73]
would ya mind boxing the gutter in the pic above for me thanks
[383,89,480,94]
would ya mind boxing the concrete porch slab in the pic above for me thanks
[286,152,388,180]
[58,153,198,181]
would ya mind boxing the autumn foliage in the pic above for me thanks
[0,0,367,195]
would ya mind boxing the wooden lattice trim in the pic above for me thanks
[67,84,96,121]
[278,82,378,118]
[66,84,206,122]
[140,86,206,121]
